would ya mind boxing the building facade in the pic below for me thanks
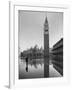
[51,38,63,75]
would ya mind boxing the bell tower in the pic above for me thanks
[44,16,49,77]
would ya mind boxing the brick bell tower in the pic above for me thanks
[44,16,49,77]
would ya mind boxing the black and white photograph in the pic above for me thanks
[18,10,63,79]
[0,0,72,89]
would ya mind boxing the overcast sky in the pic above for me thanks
[19,10,63,51]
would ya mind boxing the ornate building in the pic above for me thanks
[44,16,49,77]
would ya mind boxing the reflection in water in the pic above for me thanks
[25,57,28,72]
[19,57,62,79]
[21,58,44,69]
[19,58,44,79]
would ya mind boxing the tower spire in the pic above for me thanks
[44,14,49,34]
[45,16,48,23]
[45,12,48,23]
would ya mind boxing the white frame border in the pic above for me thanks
[9,1,71,88]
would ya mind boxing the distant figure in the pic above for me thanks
[25,57,28,72]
